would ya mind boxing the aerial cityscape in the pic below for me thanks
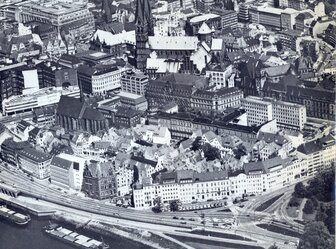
[0,0,335,248]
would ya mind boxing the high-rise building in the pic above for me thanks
[135,0,153,71]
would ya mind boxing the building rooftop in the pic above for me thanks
[92,29,135,46]
[18,146,51,163]
[148,36,198,51]
[190,13,220,24]
[3,86,80,107]
[51,156,72,170]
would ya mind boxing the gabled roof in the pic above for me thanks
[56,95,86,119]
[148,36,198,51]
[17,120,32,132]
[29,127,41,139]
[131,155,157,167]
[198,22,212,35]
[262,64,290,77]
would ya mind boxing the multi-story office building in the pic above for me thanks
[211,9,238,30]
[288,0,305,10]
[117,92,148,111]
[238,3,249,23]
[191,87,243,114]
[278,29,302,51]
[241,96,273,126]
[2,86,80,116]
[195,0,215,13]
[77,65,121,95]
[121,71,148,96]
[249,6,283,29]
[17,147,52,179]
[19,1,94,38]
[242,96,307,131]
[50,153,86,190]
[0,63,26,107]
[270,98,306,131]
[37,61,78,88]
[280,8,298,30]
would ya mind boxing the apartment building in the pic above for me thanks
[121,71,148,96]
[17,147,52,179]
[133,155,317,209]
[133,170,230,209]
[297,135,336,176]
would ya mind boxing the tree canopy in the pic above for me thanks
[298,222,335,249]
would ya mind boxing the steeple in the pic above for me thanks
[135,0,153,72]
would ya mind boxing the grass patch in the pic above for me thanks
[255,194,284,212]
[302,211,316,222]
[257,224,302,238]
[166,234,264,249]
[286,206,299,218]
[188,230,253,241]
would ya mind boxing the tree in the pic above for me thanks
[293,182,306,198]
[298,222,335,249]
[152,197,162,213]
[191,137,202,151]
[303,199,315,214]
[202,143,221,161]
[170,200,179,212]
[275,41,283,52]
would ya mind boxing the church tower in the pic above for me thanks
[135,0,153,72]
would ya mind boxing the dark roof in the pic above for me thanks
[159,170,228,184]
[59,54,82,65]
[17,120,31,132]
[17,147,51,163]
[131,155,157,167]
[297,135,335,155]
[82,107,105,121]
[51,156,72,170]
[56,96,85,119]
[116,106,141,118]
[29,127,41,139]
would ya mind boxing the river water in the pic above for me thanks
[0,206,148,249]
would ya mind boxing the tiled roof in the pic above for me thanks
[148,36,198,51]
[56,95,85,119]
[51,156,72,170]
[17,147,51,163]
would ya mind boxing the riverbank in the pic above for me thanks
[0,195,189,249]
[52,211,183,249]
